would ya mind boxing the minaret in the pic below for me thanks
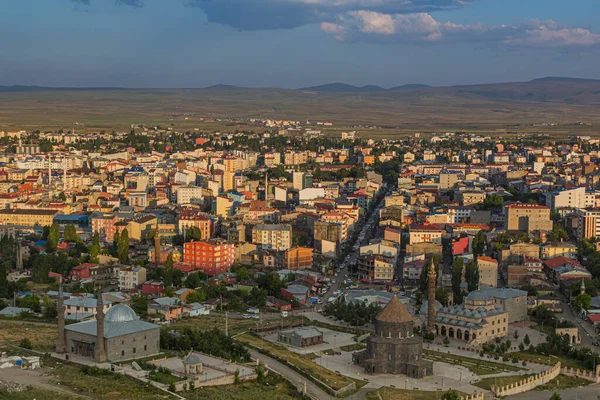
[264,172,269,207]
[48,156,52,186]
[56,283,67,353]
[16,241,22,270]
[581,278,586,295]
[154,220,161,266]
[427,258,436,333]
[63,158,68,190]
[95,293,107,363]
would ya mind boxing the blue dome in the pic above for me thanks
[105,304,137,322]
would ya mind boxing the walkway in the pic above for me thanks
[248,348,340,400]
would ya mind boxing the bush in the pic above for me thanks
[19,338,32,349]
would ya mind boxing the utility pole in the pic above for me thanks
[225,311,228,336]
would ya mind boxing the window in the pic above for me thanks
[121,350,125,356]
[133,348,136,354]
[144,345,147,351]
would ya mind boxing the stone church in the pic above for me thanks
[57,287,160,363]
[353,295,433,378]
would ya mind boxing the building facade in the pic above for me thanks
[183,239,235,276]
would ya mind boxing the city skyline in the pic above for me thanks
[1,0,599,88]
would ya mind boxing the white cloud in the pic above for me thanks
[321,11,600,48]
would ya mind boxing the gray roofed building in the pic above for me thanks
[278,327,324,347]
[0,306,31,317]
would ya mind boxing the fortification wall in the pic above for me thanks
[491,362,561,397]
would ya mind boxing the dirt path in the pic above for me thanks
[0,366,92,399]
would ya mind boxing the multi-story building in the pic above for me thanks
[575,208,600,239]
[0,209,58,228]
[92,214,118,242]
[545,187,586,210]
[504,203,552,233]
[408,224,443,244]
[177,185,205,205]
[118,266,147,290]
[284,247,313,270]
[178,213,214,239]
[357,254,395,282]
[183,239,235,276]
[252,224,292,251]
[476,256,498,287]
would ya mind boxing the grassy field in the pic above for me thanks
[510,352,585,369]
[45,360,176,399]
[170,314,304,336]
[340,343,366,352]
[235,333,356,392]
[0,387,81,400]
[366,388,466,400]
[473,373,591,391]
[182,372,309,400]
[2,83,600,137]
[0,321,57,352]
[423,350,525,375]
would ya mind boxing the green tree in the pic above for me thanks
[0,261,9,298]
[451,257,464,304]
[58,192,67,202]
[186,289,206,304]
[184,272,207,289]
[18,294,41,312]
[19,338,33,349]
[574,292,592,311]
[131,294,149,317]
[47,223,60,252]
[465,259,480,292]
[524,334,530,346]
[112,230,120,257]
[185,226,202,242]
[41,295,57,318]
[441,390,460,400]
[472,231,486,258]
[549,224,568,243]
[484,193,504,209]
[63,224,79,243]
[435,287,450,307]
[163,254,174,287]
[117,228,129,264]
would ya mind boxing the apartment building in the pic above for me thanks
[357,254,395,282]
[183,239,235,276]
[575,208,600,239]
[0,209,58,228]
[178,213,214,239]
[476,256,498,287]
[91,214,118,242]
[504,202,552,233]
[284,247,313,270]
[252,224,292,251]
[118,266,147,290]
[408,224,443,244]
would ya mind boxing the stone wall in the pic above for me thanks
[560,365,600,383]
[460,393,485,400]
[491,362,561,397]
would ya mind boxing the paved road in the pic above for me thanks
[556,292,598,349]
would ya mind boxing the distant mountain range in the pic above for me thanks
[1,77,600,105]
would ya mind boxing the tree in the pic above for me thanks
[441,390,460,400]
[63,224,79,243]
[131,295,149,317]
[117,228,129,264]
[0,261,8,299]
[451,258,464,304]
[233,266,250,282]
[550,392,561,400]
[184,272,207,289]
[19,338,33,349]
[47,223,60,252]
[465,259,480,292]
[574,292,592,311]
[186,289,206,304]
[234,369,240,384]
[549,224,568,243]
[18,294,41,312]
[435,287,450,307]
[472,231,486,258]
[524,334,530,346]
[163,254,174,287]
[58,192,67,202]
[41,295,57,318]
[185,226,202,242]
[484,193,504,209]
[112,231,120,257]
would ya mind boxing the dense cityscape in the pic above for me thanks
[1,124,600,399]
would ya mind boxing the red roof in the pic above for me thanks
[544,256,583,270]
[588,314,600,322]
[505,202,549,210]
[478,256,498,264]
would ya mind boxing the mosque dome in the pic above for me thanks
[105,304,138,323]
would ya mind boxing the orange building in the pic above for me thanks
[183,239,235,276]
[284,247,313,270]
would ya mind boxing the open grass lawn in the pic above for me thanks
[340,343,366,352]
[45,360,176,399]
[235,333,356,391]
[0,387,81,400]
[182,372,308,400]
[366,388,466,400]
[473,374,534,390]
[423,350,525,376]
[474,374,592,391]
[510,352,586,370]
[170,314,304,336]
[149,370,185,385]
[0,322,57,352]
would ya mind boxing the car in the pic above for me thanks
[242,314,251,319]
[251,315,259,319]
[594,340,599,346]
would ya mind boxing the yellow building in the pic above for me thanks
[0,209,59,227]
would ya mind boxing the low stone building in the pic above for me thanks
[353,295,433,378]
[278,327,323,347]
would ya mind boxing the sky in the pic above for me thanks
[1,0,599,88]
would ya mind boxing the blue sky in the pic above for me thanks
[1,0,599,88]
